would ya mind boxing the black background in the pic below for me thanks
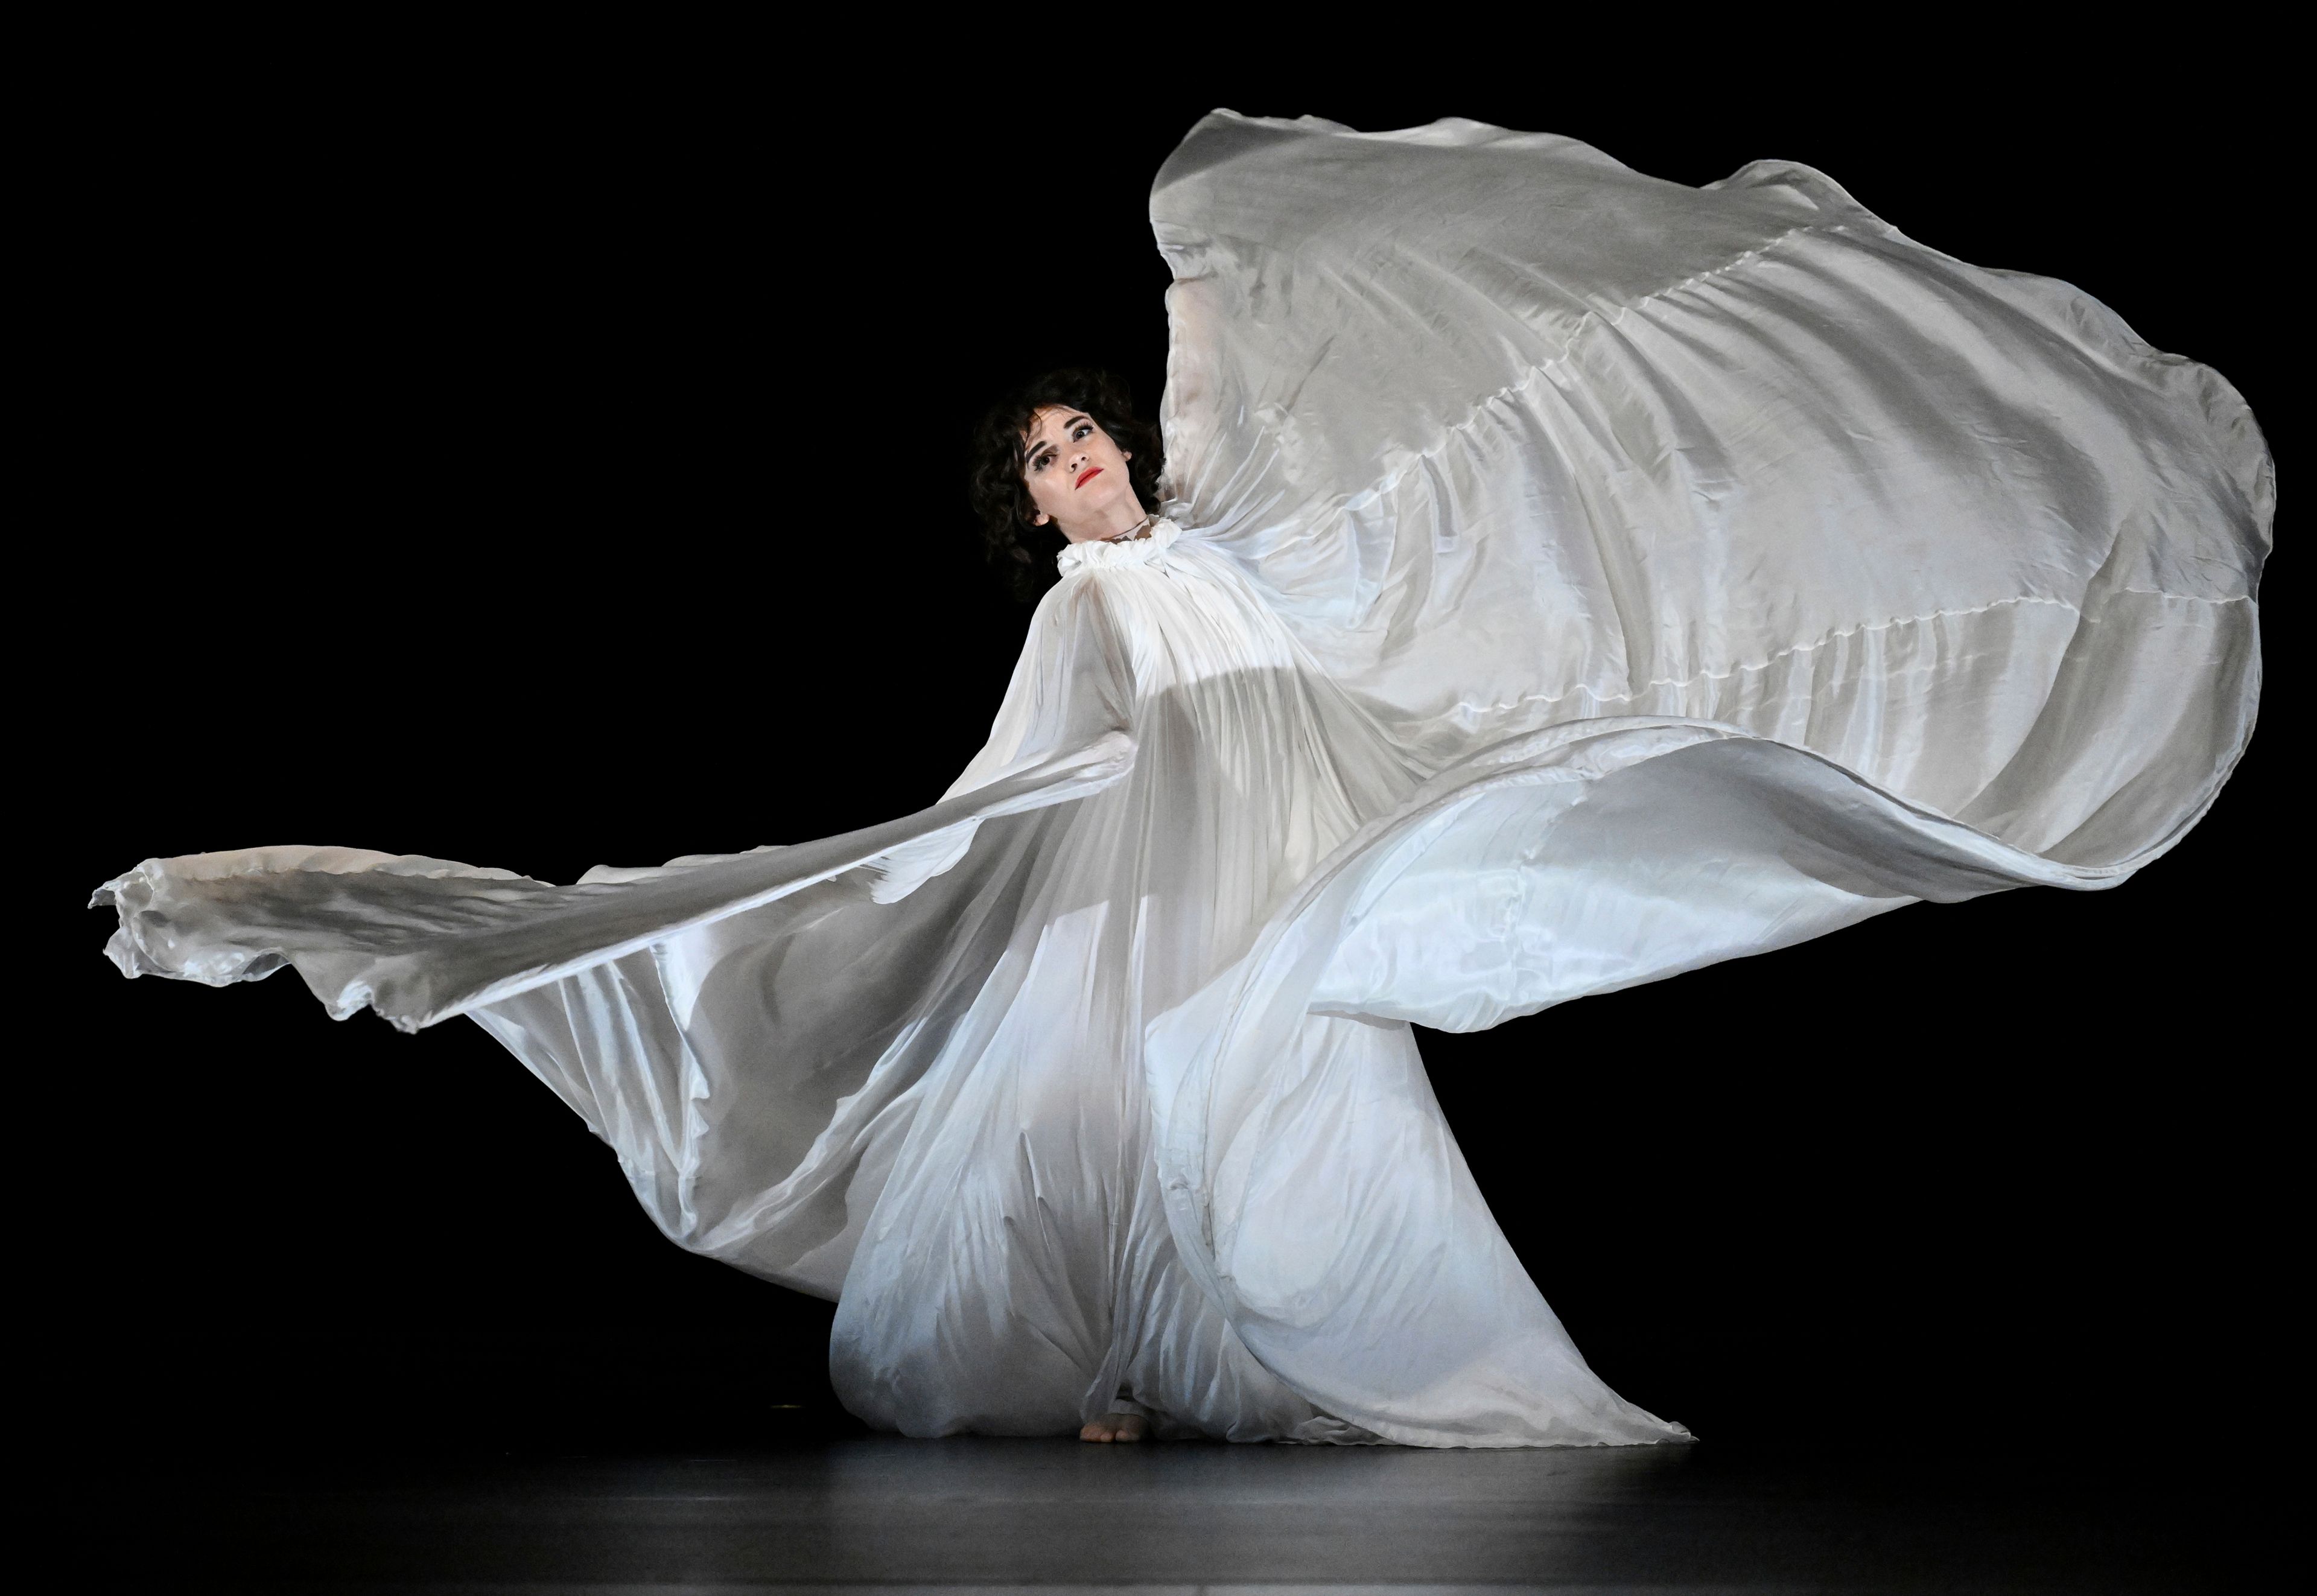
[37,36,2290,1460]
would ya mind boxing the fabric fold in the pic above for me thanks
[94,729,1136,1031]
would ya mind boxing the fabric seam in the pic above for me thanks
[1444,588,2251,720]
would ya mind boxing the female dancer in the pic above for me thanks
[94,112,2269,1446]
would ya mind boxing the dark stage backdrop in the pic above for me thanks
[39,51,2290,1458]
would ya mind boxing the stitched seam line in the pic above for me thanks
[1349,220,1825,510]
[1446,588,2252,719]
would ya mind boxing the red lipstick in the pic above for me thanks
[1075,466,1103,489]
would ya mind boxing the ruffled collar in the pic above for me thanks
[1056,517,1181,576]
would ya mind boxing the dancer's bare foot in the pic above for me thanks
[1078,1411,1149,1443]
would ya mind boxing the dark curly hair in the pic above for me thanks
[968,368,1165,600]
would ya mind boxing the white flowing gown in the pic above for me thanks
[93,113,2271,1447]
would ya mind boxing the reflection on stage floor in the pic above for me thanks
[49,1428,2280,1592]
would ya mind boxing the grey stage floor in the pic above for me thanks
[60,1432,2281,1592]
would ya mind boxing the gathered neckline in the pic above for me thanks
[1056,518,1182,576]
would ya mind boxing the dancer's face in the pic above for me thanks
[1020,405,1140,541]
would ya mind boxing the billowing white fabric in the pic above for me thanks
[92,112,2270,1447]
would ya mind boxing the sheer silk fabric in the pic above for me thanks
[94,113,2269,1446]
